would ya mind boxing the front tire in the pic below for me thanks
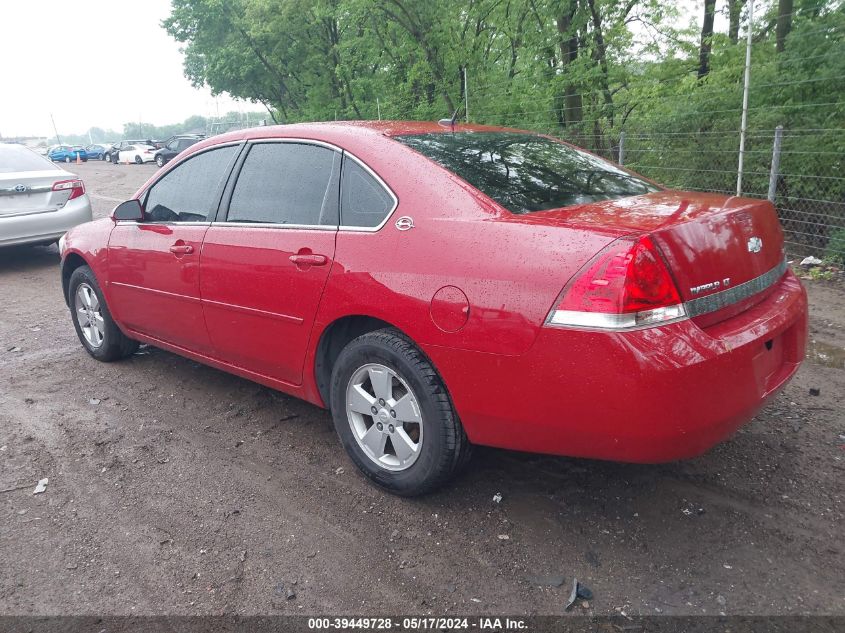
[134,155,142,164]
[105,152,112,163]
[64,156,71,163]
[155,155,165,167]
[68,265,138,362]
[329,328,470,496]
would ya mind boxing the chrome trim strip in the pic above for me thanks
[109,281,201,303]
[339,152,399,233]
[545,259,788,331]
[241,138,399,233]
[135,137,400,233]
[113,221,211,226]
[210,221,336,231]
[0,184,52,196]
[202,298,304,324]
[546,304,687,331]
[0,207,60,218]
[684,259,788,318]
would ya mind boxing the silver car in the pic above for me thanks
[0,144,92,247]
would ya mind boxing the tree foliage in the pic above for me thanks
[164,0,845,250]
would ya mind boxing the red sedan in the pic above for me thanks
[58,122,808,495]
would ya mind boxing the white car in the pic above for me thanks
[117,144,157,164]
[0,144,93,247]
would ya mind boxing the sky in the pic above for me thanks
[1,0,733,140]
[0,0,242,139]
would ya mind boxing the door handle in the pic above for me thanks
[289,253,328,267]
[169,243,194,255]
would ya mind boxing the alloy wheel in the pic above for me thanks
[74,283,105,348]
[345,363,423,471]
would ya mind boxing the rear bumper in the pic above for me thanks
[0,196,93,247]
[427,270,808,463]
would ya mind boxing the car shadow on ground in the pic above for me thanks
[123,342,788,526]
[0,244,60,273]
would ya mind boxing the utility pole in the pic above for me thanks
[463,67,469,122]
[767,125,783,202]
[618,131,625,165]
[50,113,61,144]
[736,0,755,196]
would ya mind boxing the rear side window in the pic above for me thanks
[227,142,341,226]
[144,145,238,222]
[0,145,58,172]
[340,157,395,228]
[396,132,658,214]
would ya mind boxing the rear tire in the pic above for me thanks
[329,328,470,496]
[105,152,112,163]
[68,265,138,362]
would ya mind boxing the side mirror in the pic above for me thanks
[112,199,144,221]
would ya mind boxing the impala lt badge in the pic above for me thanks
[747,236,763,253]
[690,277,731,295]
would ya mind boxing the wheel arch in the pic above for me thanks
[313,315,396,406]
[61,251,90,306]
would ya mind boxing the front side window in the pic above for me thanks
[396,132,658,214]
[226,142,340,226]
[144,145,239,222]
[339,157,395,228]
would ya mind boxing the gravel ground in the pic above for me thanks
[1,162,843,617]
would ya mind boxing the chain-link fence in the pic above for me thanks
[452,119,845,262]
[459,8,845,262]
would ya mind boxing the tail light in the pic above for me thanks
[545,235,686,330]
[52,179,85,201]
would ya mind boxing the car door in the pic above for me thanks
[106,143,242,353]
[200,140,341,385]
[164,139,179,160]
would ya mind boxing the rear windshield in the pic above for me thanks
[0,145,57,173]
[396,132,658,214]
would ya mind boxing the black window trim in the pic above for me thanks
[212,137,398,233]
[118,141,246,226]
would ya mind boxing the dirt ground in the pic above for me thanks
[1,161,843,617]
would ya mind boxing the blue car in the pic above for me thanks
[48,145,88,163]
[83,144,110,160]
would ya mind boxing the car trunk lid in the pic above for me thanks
[0,170,77,217]
[531,190,786,323]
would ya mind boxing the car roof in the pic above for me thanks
[205,120,531,145]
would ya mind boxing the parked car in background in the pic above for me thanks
[58,121,808,496]
[1,144,92,247]
[48,145,87,163]
[115,144,157,165]
[153,134,204,167]
[104,140,155,163]
[84,144,111,160]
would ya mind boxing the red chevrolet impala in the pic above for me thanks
[59,121,808,495]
